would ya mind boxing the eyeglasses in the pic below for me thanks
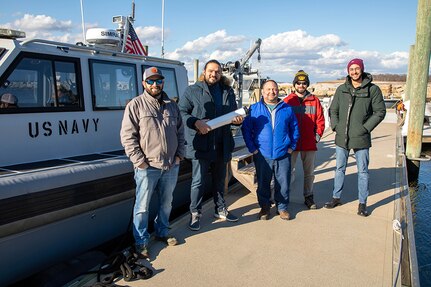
[296,81,308,86]
[145,79,164,85]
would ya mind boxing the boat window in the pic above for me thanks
[89,60,138,110]
[0,52,83,113]
[143,66,179,102]
[0,48,6,60]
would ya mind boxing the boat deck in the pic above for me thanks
[96,113,399,287]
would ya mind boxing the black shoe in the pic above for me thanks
[214,208,239,222]
[189,213,201,231]
[135,244,149,258]
[324,198,342,209]
[357,203,369,217]
[257,207,270,220]
[304,195,317,209]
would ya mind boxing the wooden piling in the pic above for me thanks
[404,45,415,102]
[405,0,431,160]
[193,59,199,83]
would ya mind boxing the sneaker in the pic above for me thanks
[304,195,317,209]
[258,207,270,220]
[324,198,342,209]
[155,235,178,246]
[214,208,239,222]
[357,203,369,217]
[135,244,149,258]
[189,213,201,231]
[279,210,290,220]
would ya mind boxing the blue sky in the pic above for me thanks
[0,0,422,83]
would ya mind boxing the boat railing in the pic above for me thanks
[20,38,185,65]
[392,126,420,287]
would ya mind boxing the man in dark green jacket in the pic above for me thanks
[178,59,244,231]
[324,58,386,216]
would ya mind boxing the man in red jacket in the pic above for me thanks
[283,70,325,209]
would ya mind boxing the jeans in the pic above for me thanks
[133,164,179,246]
[254,152,291,211]
[332,146,369,204]
[190,157,227,214]
[291,151,316,197]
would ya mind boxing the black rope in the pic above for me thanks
[90,248,153,287]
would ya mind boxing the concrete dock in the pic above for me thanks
[111,113,399,287]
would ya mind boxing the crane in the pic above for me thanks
[222,38,262,107]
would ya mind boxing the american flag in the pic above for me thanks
[125,22,147,56]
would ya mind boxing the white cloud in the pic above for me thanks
[13,14,73,32]
[134,25,162,47]
[1,13,411,82]
[162,28,409,82]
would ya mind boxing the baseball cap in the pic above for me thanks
[143,67,164,81]
[1,93,17,104]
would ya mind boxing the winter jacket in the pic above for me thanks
[284,92,325,151]
[241,98,299,160]
[178,76,237,162]
[120,90,185,169]
[329,73,386,149]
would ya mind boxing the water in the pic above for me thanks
[411,160,431,285]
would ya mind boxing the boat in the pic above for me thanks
[400,99,431,141]
[0,15,190,285]
[384,97,401,109]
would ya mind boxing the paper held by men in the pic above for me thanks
[206,107,248,130]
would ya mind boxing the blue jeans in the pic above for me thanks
[254,152,291,211]
[332,146,369,204]
[133,164,179,246]
[190,157,227,214]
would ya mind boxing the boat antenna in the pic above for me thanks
[161,0,165,58]
[80,0,86,44]
[131,0,135,21]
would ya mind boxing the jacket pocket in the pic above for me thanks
[139,112,160,157]
[163,109,177,127]
[192,133,210,152]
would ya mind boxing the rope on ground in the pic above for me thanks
[90,247,153,287]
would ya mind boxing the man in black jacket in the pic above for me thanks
[324,58,386,216]
[178,59,244,231]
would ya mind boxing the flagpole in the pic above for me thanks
[161,0,165,58]
[80,0,86,43]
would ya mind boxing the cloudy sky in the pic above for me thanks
[0,0,424,83]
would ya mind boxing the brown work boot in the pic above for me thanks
[279,210,290,220]
[257,207,270,220]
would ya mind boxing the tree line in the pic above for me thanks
[339,74,431,82]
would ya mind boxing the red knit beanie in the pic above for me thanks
[347,58,364,73]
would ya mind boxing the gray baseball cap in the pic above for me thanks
[143,67,164,81]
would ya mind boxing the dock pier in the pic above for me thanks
[77,111,416,287]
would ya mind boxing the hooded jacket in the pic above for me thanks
[329,72,386,149]
[241,98,299,160]
[178,75,237,162]
[284,92,325,151]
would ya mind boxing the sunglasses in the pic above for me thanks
[296,81,308,86]
[145,79,164,85]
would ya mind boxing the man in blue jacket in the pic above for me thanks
[324,58,386,216]
[242,80,299,220]
[178,59,244,231]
